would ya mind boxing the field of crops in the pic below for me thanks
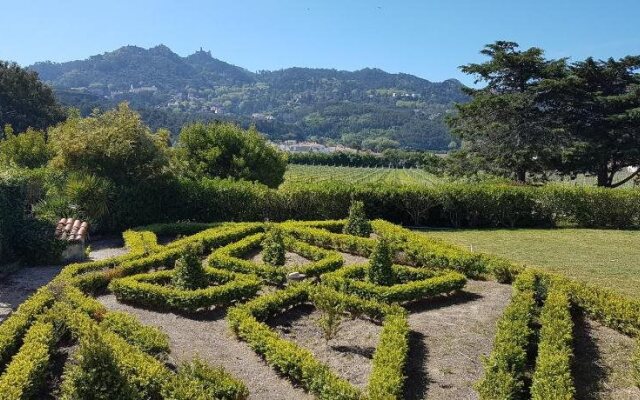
[283,164,441,186]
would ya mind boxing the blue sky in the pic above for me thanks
[1,0,639,85]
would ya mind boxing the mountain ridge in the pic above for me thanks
[28,45,467,150]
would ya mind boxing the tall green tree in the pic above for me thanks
[0,61,65,133]
[547,56,640,187]
[447,41,565,183]
[176,122,287,188]
[47,102,170,184]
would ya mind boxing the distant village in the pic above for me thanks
[273,140,358,154]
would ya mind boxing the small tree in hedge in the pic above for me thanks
[262,225,286,266]
[172,245,207,290]
[368,237,395,286]
[343,200,372,237]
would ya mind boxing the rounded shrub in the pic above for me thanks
[368,237,395,286]
[171,245,207,290]
[343,200,372,237]
[262,225,286,266]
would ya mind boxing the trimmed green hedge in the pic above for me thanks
[0,321,56,400]
[321,263,466,303]
[161,359,249,400]
[109,268,261,313]
[208,232,344,284]
[100,311,170,357]
[0,287,55,370]
[227,283,409,399]
[530,283,575,400]
[476,270,538,399]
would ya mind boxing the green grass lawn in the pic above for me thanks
[420,228,640,299]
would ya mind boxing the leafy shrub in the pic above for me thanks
[530,284,575,400]
[343,200,372,237]
[109,269,261,313]
[315,292,345,341]
[100,311,170,357]
[0,321,56,400]
[261,225,285,266]
[172,245,207,290]
[476,270,538,399]
[368,237,395,286]
[60,326,141,400]
[161,359,249,400]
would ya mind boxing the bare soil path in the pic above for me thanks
[403,279,513,400]
[572,311,640,400]
[97,294,313,400]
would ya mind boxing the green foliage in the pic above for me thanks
[530,285,575,400]
[0,60,65,133]
[109,268,261,313]
[171,245,207,290]
[0,287,55,368]
[30,45,464,150]
[100,311,170,357]
[227,284,409,399]
[261,225,286,266]
[322,264,466,303]
[476,270,538,399]
[314,292,345,341]
[0,128,51,168]
[48,102,170,185]
[0,321,56,400]
[176,122,287,188]
[368,237,395,286]
[60,326,141,400]
[343,200,372,237]
[161,359,249,400]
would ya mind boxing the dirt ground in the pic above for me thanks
[572,311,640,400]
[403,279,513,400]
[97,294,313,400]
[247,250,312,268]
[269,304,382,390]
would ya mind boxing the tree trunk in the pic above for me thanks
[515,168,526,184]
[596,163,610,187]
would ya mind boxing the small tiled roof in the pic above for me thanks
[55,218,89,242]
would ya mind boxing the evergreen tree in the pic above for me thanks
[262,226,286,266]
[343,200,372,237]
[368,237,395,286]
[172,245,206,290]
[447,41,566,183]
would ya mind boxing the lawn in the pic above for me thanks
[421,228,640,299]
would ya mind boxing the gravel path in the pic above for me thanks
[0,237,127,324]
[248,250,312,267]
[403,279,513,400]
[97,294,313,400]
[573,311,640,400]
[0,265,63,323]
[269,304,382,390]
[339,252,369,266]
[88,236,128,260]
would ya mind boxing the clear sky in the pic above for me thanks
[1,0,639,85]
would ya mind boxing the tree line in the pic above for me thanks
[448,41,640,187]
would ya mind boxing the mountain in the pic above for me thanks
[29,45,467,150]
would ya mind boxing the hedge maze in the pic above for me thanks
[0,219,639,399]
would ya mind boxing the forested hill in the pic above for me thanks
[29,44,467,150]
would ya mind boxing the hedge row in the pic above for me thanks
[530,284,575,399]
[0,287,55,369]
[0,321,56,400]
[321,263,466,303]
[58,301,246,399]
[227,283,409,399]
[171,179,640,229]
[476,270,538,399]
[208,232,344,284]
[109,268,261,313]
[100,311,170,357]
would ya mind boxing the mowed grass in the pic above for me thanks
[420,228,640,299]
